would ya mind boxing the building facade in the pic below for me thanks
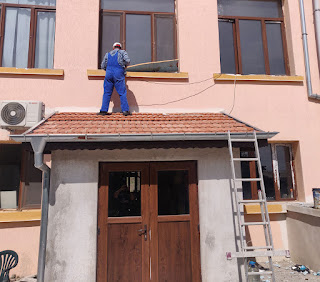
[1,0,320,280]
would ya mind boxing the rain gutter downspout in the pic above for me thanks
[31,137,50,282]
[313,0,320,73]
[299,0,320,100]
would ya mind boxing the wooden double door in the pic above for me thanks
[97,161,201,282]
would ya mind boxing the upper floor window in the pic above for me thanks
[0,0,56,69]
[100,0,176,66]
[217,0,289,75]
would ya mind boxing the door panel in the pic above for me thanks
[107,223,142,282]
[98,161,200,282]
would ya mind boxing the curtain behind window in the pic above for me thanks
[2,7,31,68]
[35,11,55,69]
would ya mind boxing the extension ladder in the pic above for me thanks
[226,131,289,282]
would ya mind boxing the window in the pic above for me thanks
[0,145,42,209]
[0,0,56,69]
[217,0,289,75]
[99,0,176,66]
[241,143,296,201]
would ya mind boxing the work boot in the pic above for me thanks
[97,111,111,116]
[123,111,131,116]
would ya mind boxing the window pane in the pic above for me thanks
[126,14,151,65]
[158,170,189,215]
[156,16,175,61]
[2,7,31,68]
[21,151,42,208]
[240,150,253,200]
[108,171,141,217]
[266,22,286,75]
[0,0,56,6]
[239,20,265,75]
[218,0,282,18]
[276,146,294,199]
[100,14,121,65]
[0,165,20,209]
[218,20,236,74]
[35,11,56,69]
[101,0,174,13]
[259,145,275,200]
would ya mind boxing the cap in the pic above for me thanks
[113,42,122,49]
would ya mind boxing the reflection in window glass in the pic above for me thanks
[108,171,141,217]
[218,19,236,74]
[2,8,31,68]
[239,20,265,75]
[126,14,152,65]
[101,0,174,13]
[0,0,56,6]
[158,170,189,215]
[266,22,286,75]
[217,0,282,18]
[276,146,294,199]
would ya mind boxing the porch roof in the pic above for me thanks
[10,112,277,143]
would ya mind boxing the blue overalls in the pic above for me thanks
[100,50,129,112]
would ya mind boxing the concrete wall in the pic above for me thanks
[45,147,243,282]
[287,204,320,271]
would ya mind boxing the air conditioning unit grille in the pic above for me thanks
[1,102,26,125]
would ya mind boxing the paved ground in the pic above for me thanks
[259,260,320,282]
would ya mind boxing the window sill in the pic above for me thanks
[244,203,287,215]
[0,67,64,77]
[87,69,189,80]
[213,73,304,83]
[0,209,41,223]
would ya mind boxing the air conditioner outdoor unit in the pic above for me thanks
[0,101,44,128]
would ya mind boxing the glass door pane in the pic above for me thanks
[2,7,31,68]
[158,170,189,215]
[108,171,141,217]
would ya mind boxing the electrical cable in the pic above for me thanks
[143,76,213,85]
[139,82,217,106]
[228,75,237,115]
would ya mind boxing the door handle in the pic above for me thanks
[138,224,147,241]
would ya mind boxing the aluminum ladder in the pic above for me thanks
[227,130,276,282]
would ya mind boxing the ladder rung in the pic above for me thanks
[239,200,265,203]
[230,138,256,142]
[229,249,289,258]
[241,222,268,226]
[244,246,273,250]
[235,178,262,182]
[248,271,273,276]
[233,158,258,161]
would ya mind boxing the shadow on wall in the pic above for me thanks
[110,81,139,113]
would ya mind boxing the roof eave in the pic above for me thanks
[10,132,278,143]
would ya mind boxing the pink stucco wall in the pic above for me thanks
[0,222,40,278]
[1,0,320,276]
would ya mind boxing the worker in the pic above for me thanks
[98,42,131,116]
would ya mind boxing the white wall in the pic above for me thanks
[45,147,243,282]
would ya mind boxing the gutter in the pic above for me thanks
[299,0,320,100]
[10,132,278,143]
[31,137,50,282]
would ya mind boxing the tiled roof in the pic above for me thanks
[26,112,261,135]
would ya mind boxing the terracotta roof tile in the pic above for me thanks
[27,112,262,135]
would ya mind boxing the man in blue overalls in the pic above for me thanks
[99,42,131,116]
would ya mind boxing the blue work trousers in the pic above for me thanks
[100,68,129,112]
